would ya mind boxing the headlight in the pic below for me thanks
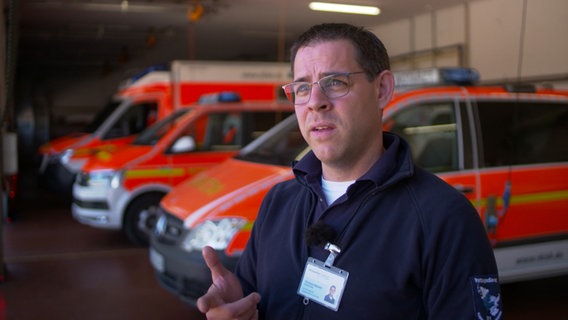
[60,149,75,164]
[110,170,124,189]
[180,218,246,252]
[86,170,117,188]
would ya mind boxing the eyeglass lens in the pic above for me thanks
[283,73,353,105]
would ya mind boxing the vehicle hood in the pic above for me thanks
[69,136,138,159]
[161,157,294,228]
[82,145,153,171]
[38,133,89,155]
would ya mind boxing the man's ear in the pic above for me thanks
[376,70,395,110]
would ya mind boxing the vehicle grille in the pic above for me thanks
[154,209,185,245]
[73,198,109,210]
[155,270,209,305]
[76,171,89,186]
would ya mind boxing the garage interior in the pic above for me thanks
[2,0,568,319]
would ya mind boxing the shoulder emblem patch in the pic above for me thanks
[471,275,503,320]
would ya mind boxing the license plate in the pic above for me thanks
[149,247,165,273]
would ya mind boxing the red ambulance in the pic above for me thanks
[150,68,568,305]
[72,97,293,245]
[38,61,291,194]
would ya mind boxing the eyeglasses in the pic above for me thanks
[281,72,365,105]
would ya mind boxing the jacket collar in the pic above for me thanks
[292,132,414,189]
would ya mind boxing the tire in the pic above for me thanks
[124,192,165,246]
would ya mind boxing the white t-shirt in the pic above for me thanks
[321,178,355,205]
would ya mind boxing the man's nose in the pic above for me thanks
[308,84,330,110]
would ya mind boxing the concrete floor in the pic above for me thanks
[0,170,206,320]
[1,168,567,319]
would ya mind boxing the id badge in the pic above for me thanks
[297,257,349,311]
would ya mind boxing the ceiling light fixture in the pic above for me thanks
[309,2,380,15]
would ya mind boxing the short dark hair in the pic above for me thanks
[289,23,390,80]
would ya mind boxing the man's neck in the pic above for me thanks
[321,145,384,182]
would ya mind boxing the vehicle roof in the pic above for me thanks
[181,100,295,112]
[392,84,568,100]
[389,84,568,111]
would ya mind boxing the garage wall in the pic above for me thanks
[26,0,568,137]
[43,30,191,128]
[371,0,568,88]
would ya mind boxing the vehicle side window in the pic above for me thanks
[236,115,308,166]
[388,102,459,173]
[202,112,243,151]
[103,102,158,139]
[476,101,568,166]
[242,111,294,143]
[170,110,295,154]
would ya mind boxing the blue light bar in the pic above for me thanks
[198,91,242,104]
[440,68,480,85]
[129,63,170,84]
[394,67,480,89]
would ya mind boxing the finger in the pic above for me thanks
[231,292,261,316]
[204,293,261,320]
[198,246,239,314]
[202,246,231,280]
[196,286,218,314]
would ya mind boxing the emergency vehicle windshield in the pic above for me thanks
[235,114,308,166]
[132,109,192,146]
[84,100,122,133]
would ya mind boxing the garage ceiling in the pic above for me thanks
[10,0,465,77]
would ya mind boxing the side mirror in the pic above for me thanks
[171,136,196,153]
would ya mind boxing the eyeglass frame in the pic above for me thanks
[281,71,366,105]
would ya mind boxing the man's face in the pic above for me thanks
[293,39,385,180]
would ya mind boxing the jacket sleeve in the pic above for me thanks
[234,183,280,296]
[414,173,503,319]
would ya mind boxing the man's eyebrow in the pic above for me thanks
[293,72,341,83]
[292,76,309,82]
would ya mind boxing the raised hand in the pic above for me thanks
[197,246,261,320]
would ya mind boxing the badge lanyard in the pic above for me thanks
[297,242,349,311]
[297,183,374,311]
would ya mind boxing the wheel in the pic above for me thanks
[124,192,165,246]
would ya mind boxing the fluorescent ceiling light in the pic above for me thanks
[309,2,380,15]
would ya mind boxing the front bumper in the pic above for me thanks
[71,203,121,230]
[71,182,129,230]
[149,234,239,306]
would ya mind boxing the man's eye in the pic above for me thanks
[295,83,311,95]
[323,76,347,89]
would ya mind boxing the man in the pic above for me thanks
[324,285,336,304]
[197,23,502,319]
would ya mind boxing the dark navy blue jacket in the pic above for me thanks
[236,132,501,319]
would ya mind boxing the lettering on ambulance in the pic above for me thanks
[515,250,565,266]
[76,144,120,159]
[95,150,113,162]
[189,175,224,196]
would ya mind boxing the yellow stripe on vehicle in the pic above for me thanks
[242,221,254,231]
[125,168,186,179]
[473,190,568,208]
[509,190,568,205]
